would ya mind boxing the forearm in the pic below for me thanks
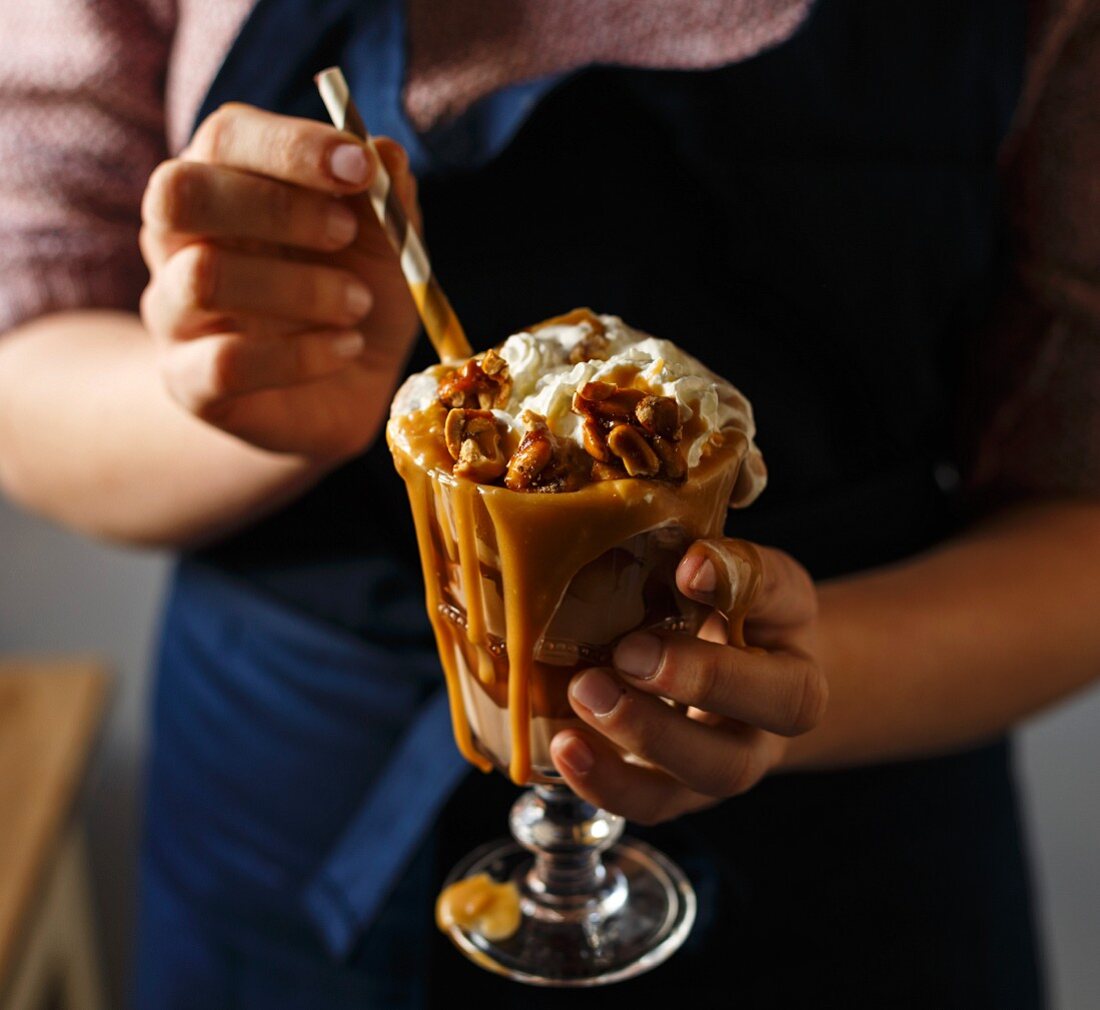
[784,499,1100,770]
[0,310,328,548]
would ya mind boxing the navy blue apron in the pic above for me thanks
[135,1,1044,1007]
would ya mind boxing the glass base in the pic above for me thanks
[440,837,696,987]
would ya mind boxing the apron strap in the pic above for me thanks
[302,687,472,960]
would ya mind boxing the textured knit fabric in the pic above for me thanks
[402,0,813,129]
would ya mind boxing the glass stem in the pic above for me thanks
[510,784,626,905]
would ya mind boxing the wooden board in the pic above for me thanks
[0,659,109,986]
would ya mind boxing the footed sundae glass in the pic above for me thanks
[386,312,765,986]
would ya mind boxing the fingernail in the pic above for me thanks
[688,557,717,595]
[325,203,358,246]
[330,143,371,184]
[571,669,623,716]
[346,282,372,318]
[331,332,364,359]
[614,632,661,679]
[555,735,594,776]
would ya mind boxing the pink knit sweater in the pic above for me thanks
[0,0,1096,496]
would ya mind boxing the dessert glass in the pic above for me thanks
[388,414,752,985]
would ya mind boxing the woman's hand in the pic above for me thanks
[139,103,421,460]
[550,539,825,824]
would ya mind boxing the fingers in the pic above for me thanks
[563,668,779,798]
[612,630,828,735]
[143,244,372,338]
[550,729,714,826]
[142,161,360,265]
[677,539,817,632]
[184,102,379,193]
[160,328,365,416]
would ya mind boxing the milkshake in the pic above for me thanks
[387,309,766,786]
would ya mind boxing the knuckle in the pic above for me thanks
[206,339,242,398]
[138,225,158,268]
[267,177,296,229]
[687,649,723,710]
[273,120,315,178]
[144,160,192,229]
[600,690,641,739]
[785,663,828,735]
[174,243,219,310]
[193,103,239,161]
[160,348,205,414]
[720,748,757,798]
[138,284,157,330]
[612,696,662,760]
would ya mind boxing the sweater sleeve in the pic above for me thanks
[965,0,1100,500]
[0,1,175,333]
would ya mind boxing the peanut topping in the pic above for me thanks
[636,394,682,440]
[505,411,587,493]
[607,424,660,477]
[651,435,687,481]
[432,333,690,491]
[571,382,686,483]
[568,330,611,365]
[437,349,513,410]
[444,408,508,483]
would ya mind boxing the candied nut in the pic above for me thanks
[635,394,682,440]
[481,347,507,376]
[444,408,507,483]
[651,435,687,481]
[568,330,611,365]
[577,380,614,401]
[573,382,645,422]
[456,439,506,482]
[505,429,553,491]
[607,424,660,477]
[437,352,512,410]
[581,417,611,462]
[504,411,590,493]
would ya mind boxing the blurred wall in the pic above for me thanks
[0,496,167,1007]
[1,493,1098,1007]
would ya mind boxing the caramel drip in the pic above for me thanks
[454,486,487,645]
[700,538,764,650]
[390,413,745,786]
[405,463,492,773]
[435,873,521,941]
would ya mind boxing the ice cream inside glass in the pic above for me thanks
[386,309,766,787]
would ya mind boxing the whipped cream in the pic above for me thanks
[391,313,765,498]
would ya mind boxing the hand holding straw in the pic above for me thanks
[314,67,472,363]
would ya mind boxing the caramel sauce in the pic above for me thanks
[435,873,521,941]
[388,410,747,785]
[529,306,606,335]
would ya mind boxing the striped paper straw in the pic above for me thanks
[315,66,472,363]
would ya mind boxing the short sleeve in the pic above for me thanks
[0,1,174,333]
[965,0,1100,500]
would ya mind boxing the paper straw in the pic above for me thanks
[315,66,472,363]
